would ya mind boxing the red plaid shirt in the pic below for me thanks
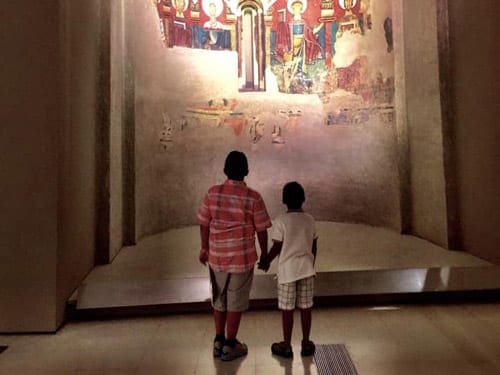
[197,179,272,273]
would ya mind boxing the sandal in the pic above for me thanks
[301,339,315,356]
[271,341,293,358]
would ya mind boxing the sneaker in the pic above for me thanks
[221,339,248,361]
[213,334,225,358]
[271,341,293,358]
[300,339,315,356]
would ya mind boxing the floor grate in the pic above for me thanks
[314,344,359,375]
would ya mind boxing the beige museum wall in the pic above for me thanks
[110,0,126,260]
[401,0,448,248]
[448,0,500,263]
[0,1,103,332]
[0,1,59,332]
[55,0,103,328]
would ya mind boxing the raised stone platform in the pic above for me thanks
[67,265,500,319]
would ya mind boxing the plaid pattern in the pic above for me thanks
[198,180,271,273]
[278,276,314,310]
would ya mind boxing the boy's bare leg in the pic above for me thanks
[226,311,243,340]
[282,310,294,345]
[300,308,312,341]
[214,309,227,336]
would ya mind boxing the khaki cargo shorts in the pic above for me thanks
[209,268,254,312]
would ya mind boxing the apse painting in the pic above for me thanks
[136,0,400,231]
[154,0,392,99]
[153,0,394,153]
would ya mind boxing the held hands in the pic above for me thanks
[257,254,270,272]
[199,248,209,266]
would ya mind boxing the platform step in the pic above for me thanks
[67,266,500,320]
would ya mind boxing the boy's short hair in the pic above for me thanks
[282,181,305,209]
[224,151,249,180]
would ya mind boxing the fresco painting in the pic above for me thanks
[153,0,394,135]
[154,0,392,96]
[136,0,400,230]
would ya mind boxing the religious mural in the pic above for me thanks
[133,0,401,231]
[154,0,393,96]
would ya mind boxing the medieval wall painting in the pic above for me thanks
[155,0,392,96]
[154,0,393,144]
[136,0,400,231]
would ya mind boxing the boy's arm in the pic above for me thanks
[259,240,282,272]
[199,225,210,265]
[267,240,283,264]
[256,230,268,259]
[312,238,318,265]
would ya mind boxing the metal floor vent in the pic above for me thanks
[314,344,359,375]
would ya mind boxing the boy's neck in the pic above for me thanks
[287,208,304,213]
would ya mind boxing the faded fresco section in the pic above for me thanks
[131,0,399,238]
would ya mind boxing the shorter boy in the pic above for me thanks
[259,181,317,358]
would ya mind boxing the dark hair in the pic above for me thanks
[224,151,249,180]
[282,181,305,209]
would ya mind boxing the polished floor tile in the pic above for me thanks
[1,303,499,374]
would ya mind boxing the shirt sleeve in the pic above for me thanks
[253,194,272,232]
[271,217,284,242]
[197,193,211,227]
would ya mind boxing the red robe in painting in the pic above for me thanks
[171,16,192,47]
[303,25,322,65]
[275,21,322,66]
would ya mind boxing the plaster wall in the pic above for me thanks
[391,0,410,233]
[56,0,102,327]
[0,0,102,332]
[448,0,500,263]
[110,0,126,259]
[0,1,59,332]
[129,0,401,239]
[402,0,448,247]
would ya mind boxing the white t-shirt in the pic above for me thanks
[271,211,317,284]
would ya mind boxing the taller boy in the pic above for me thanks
[197,151,272,361]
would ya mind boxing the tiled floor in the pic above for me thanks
[1,303,499,374]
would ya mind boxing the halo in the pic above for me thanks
[339,0,357,10]
[287,0,307,14]
[173,0,189,12]
[202,0,223,18]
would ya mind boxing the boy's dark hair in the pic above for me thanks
[224,151,249,180]
[282,181,305,209]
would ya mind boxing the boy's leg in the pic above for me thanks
[277,281,296,345]
[222,311,246,361]
[213,309,227,358]
[210,269,229,357]
[214,309,227,336]
[297,276,315,356]
[225,269,253,340]
[271,282,295,358]
[300,308,311,342]
[221,270,253,361]
[226,311,243,340]
[282,309,294,345]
